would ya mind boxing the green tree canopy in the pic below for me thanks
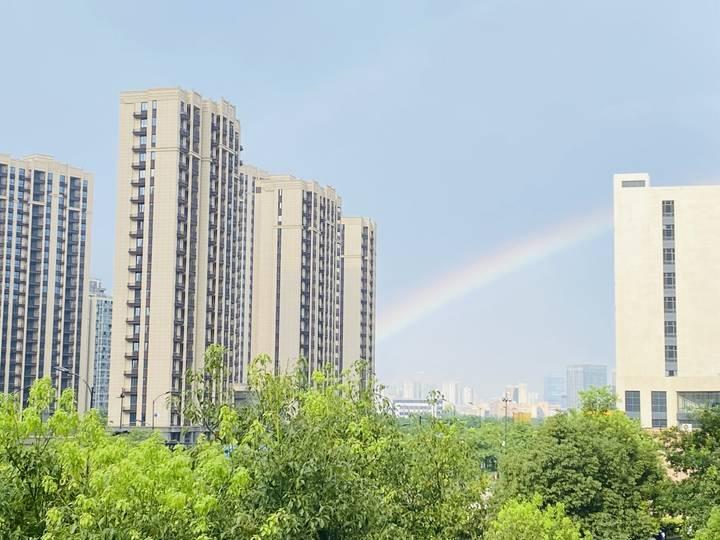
[660,405,720,536]
[498,407,666,539]
[487,496,585,540]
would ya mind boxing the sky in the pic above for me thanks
[2,0,720,400]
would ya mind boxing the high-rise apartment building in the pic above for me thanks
[565,364,607,410]
[504,383,528,404]
[442,381,460,406]
[615,173,720,428]
[251,174,342,375]
[340,217,376,375]
[0,154,93,410]
[83,278,112,416]
[108,88,252,436]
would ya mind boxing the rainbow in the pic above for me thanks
[377,208,613,342]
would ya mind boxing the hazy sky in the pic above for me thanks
[2,1,720,399]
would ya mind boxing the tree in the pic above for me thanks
[578,386,617,414]
[660,405,720,536]
[696,507,720,540]
[487,496,584,540]
[498,404,666,539]
[180,344,236,441]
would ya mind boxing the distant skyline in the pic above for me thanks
[2,1,720,396]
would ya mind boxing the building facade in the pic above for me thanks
[340,216,376,376]
[565,364,607,410]
[108,88,252,436]
[0,154,93,410]
[251,174,343,376]
[615,173,720,428]
[543,376,565,408]
[84,278,112,416]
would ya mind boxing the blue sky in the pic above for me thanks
[2,0,720,399]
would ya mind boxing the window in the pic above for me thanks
[665,345,677,361]
[665,320,676,337]
[664,296,676,313]
[140,102,148,112]
[662,200,674,216]
[663,248,675,264]
[621,180,645,188]
[664,272,675,289]
[625,390,640,420]
[663,224,674,240]
[152,100,157,110]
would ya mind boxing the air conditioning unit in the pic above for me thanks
[681,423,693,432]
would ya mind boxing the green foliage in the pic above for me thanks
[0,350,489,539]
[660,405,720,537]
[487,495,585,540]
[181,344,235,441]
[498,408,665,539]
[696,507,720,540]
[578,386,617,414]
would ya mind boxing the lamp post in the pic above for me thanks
[501,395,512,448]
[54,366,94,410]
[119,391,126,429]
[152,390,172,431]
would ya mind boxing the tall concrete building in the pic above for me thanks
[340,217,376,375]
[615,173,720,428]
[108,88,253,436]
[0,154,93,410]
[566,364,607,410]
[251,174,343,376]
[83,278,112,417]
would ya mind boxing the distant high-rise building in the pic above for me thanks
[544,376,565,408]
[566,364,607,409]
[108,88,252,437]
[402,381,423,400]
[251,174,342,376]
[340,217,376,377]
[0,154,93,410]
[84,278,112,416]
[504,383,528,404]
[615,173,720,427]
[441,381,460,406]
[461,386,474,406]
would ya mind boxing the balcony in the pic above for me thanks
[130,194,145,204]
[133,127,147,136]
[124,368,138,377]
[129,229,143,239]
[126,299,141,308]
[128,263,142,272]
[131,161,146,170]
[127,281,141,290]
[132,144,147,153]
[126,316,141,324]
[130,212,145,221]
[133,110,148,120]
[131,178,146,187]
[124,351,139,360]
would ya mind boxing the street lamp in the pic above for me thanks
[152,390,172,430]
[501,395,512,448]
[119,391,126,429]
[54,366,94,410]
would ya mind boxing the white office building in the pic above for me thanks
[615,173,720,428]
